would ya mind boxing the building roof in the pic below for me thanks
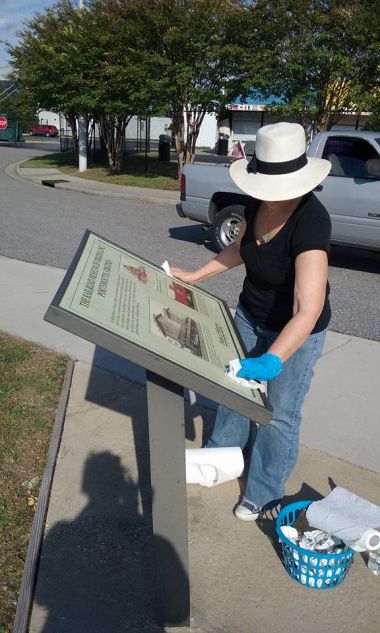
[227,94,283,111]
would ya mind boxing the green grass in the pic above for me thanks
[0,333,67,633]
[22,151,180,190]
[22,151,75,169]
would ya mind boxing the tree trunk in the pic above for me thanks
[87,120,95,155]
[314,110,344,132]
[99,115,132,174]
[99,125,107,155]
[173,105,206,178]
[173,107,185,179]
[66,112,78,157]
[99,115,114,170]
[185,109,205,164]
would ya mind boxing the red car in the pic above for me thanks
[28,124,59,137]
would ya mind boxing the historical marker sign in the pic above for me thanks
[45,230,271,423]
[44,230,272,626]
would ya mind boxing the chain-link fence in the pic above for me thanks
[59,116,176,156]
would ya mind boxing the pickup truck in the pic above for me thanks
[177,130,380,251]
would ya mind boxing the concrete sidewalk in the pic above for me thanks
[28,361,380,633]
[1,254,380,632]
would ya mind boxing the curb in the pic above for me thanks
[7,160,178,206]
[12,359,75,633]
[54,180,178,206]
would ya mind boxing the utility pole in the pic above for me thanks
[78,0,87,171]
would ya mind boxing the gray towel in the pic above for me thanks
[306,486,380,546]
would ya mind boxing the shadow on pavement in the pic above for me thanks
[33,361,197,632]
[169,224,217,254]
[0,139,60,153]
[329,244,380,274]
[34,451,167,632]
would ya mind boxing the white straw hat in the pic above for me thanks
[230,122,331,201]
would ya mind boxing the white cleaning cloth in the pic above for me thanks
[226,359,266,392]
[306,486,380,550]
[161,260,173,277]
[185,447,244,487]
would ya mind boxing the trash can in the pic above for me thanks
[159,134,171,161]
[217,133,229,156]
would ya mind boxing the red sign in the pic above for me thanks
[0,115,8,130]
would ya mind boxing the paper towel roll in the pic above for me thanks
[185,447,244,487]
[186,463,218,486]
[346,529,380,552]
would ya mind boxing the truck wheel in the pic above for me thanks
[212,206,243,251]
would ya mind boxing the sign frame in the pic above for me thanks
[45,229,272,425]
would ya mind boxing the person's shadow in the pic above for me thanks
[34,451,187,632]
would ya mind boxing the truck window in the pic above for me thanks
[322,136,379,179]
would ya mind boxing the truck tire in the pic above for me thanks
[212,205,244,251]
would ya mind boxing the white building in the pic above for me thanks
[37,110,61,127]
[40,110,218,149]
[219,99,371,155]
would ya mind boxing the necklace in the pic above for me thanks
[257,197,302,245]
[257,205,271,244]
[260,231,271,244]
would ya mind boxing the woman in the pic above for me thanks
[171,122,332,521]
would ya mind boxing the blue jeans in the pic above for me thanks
[206,303,326,509]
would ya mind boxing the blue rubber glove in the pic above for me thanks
[236,353,283,381]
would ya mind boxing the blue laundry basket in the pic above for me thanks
[275,500,355,589]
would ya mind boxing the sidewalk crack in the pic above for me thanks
[322,336,353,357]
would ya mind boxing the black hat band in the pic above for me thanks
[247,152,308,175]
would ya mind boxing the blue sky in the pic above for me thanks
[0,1,67,76]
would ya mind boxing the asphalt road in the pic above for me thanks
[1,141,379,341]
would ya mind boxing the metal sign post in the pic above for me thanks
[146,371,189,625]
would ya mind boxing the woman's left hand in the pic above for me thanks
[170,267,200,285]
[236,353,283,381]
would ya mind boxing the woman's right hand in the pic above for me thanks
[170,267,199,285]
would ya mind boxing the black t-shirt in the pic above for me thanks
[239,192,331,333]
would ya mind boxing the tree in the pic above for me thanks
[8,1,85,155]
[361,87,380,130]
[136,0,250,176]
[241,0,380,132]
[0,89,38,129]
[81,0,168,173]
[8,0,251,175]
[8,0,162,172]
